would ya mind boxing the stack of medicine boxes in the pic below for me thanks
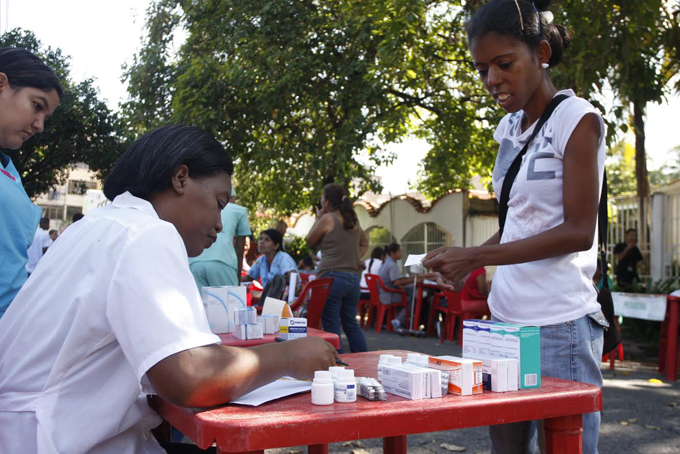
[462,319,540,392]
[233,307,264,340]
[378,353,485,399]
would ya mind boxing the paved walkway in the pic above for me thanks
[267,328,680,454]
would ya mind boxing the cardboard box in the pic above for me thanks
[489,324,505,358]
[201,286,247,334]
[502,325,541,389]
[463,353,517,393]
[279,317,307,340]
[475,320,492,356]
[381,364,426,400]
[233,322,264,340]
[258,314,280,334]
[428,355,483,396]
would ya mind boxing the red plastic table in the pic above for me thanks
[218,327,341,350]
[659,295,680,381]
[150,350,602,454]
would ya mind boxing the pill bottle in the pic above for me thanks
[311,371,334,405]
[334,369,357,403]
[329,366,345,385]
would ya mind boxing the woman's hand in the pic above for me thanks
[314,205,327,218]
[423,246,478,287]
[282,337,341,379]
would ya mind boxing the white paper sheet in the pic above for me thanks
[404,253,427,267]
[230,378,312,406]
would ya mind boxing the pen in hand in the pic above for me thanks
[275,337,349,367]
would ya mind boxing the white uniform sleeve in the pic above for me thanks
[105,223,220,381]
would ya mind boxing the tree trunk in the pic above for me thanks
[633,100,650,250]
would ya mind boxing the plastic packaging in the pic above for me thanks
[311,371,334,405]
[334,369,357,402]
[357,377,387,401]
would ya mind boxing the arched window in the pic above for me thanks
[363,226,396,260]
[400,222,453,265]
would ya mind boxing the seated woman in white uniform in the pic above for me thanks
[0,124,340,454]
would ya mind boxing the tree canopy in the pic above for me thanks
[1,29,126,198]
[124,0,680,218]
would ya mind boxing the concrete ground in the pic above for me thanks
[266,326,680,454]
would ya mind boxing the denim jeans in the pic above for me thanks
[321,271,368,353]
[489,314,604,454]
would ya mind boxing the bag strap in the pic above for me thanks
[598,172,609,289]
[498,94,569,237]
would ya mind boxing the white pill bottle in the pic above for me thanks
[334,369,357,403]
[311,370,334,405]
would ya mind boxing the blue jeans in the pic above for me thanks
[321,271,367,353]
[489,314,604,454]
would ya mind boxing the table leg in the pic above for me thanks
[666,297,679,382]
[413,284,423,331]
[383,435,407,454]
[308,444,329,454]
[216,449,263,454]
[544,414,583,454]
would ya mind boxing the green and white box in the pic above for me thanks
[502,324,540,389]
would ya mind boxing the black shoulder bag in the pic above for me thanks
[498,94,622,355]
[597,174,623,354]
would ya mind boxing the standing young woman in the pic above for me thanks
[424,1,606,452]
[0,47,62,318]
[307,183,369,353]
[0,125,339,453]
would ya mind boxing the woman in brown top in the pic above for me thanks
[306,184,369,353]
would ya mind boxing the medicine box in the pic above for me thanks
[463,353,517,393]
[428,355,483,396]
[400,362,442,399]
[462,320,478,356]
[233,322,264,340]
[381,364,426,400]
[279,317,307,340]
[489,324,505,358]
[258,314,280,334]
[475,320,492,356]
[502,324,541,389]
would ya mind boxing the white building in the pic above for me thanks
[33,163,101,231]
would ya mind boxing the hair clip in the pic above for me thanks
[514,0,525,32]
[532,2,542,35]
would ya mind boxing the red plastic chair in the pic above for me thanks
[440,290,490,345]
[289,277,334,329]
[364,274,408,333]
[298,272,312,286]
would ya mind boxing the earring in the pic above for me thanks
[541,63,549,69]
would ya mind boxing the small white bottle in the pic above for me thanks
[311,371,334,405]
[334,369,357,402]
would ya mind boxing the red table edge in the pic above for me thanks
[150,351,602,453]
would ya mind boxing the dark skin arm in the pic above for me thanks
[147,337,340,408]
[424,113,601,283]
[234,236,246,279]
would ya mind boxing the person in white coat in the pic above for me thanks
[0,124,339,454]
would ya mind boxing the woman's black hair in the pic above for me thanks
[385,243,401,256]
[467,0,571,67]
[261,228,284,252]
[104,124,234,201]
[323,183,358,230]
[0,48,64,99]
[368,246,385,273]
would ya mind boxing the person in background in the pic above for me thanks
[360,246,385,301]
[48,229,58,242]
[380,243,434,331]
[0,124,339,454]
[460,267,489,302]
[71,212,84,223]
[242,233,258,274]
[614,228,643,290]
[298,255,317,273]
[0,47,62,318]
[189,188,250,289]
[275,219,288,237]
[26,217,52,276]
[424,1,606,451]
[306,183,369,353]
[242,228,297,288]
